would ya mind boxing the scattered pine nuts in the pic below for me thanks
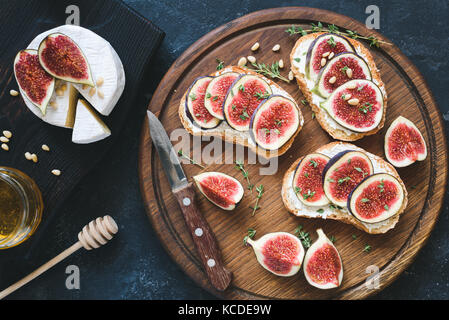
[322,52,330,58]
[238,57,247,67]
[51,169,61,176]
[3,131,12,139]
[89,87,96,97]
[278,59,284,69]
[96,77,104,87]
[1,144,8,151]
[0,136,9,143]
[272,44,280,52]
[288,70,294,81]
[348,98,360,106]
[346,68,353,78]
[320,58,327,67]
[42,144,50,152]
[328,52,335,59]
[329,76,337,84]
[10,89,19,96]
[343,94,351,101]
[247,56,256,64]
[98,90,104,99]
[31,154,38,163]
[25,152,33,160]
[251,42,260,51]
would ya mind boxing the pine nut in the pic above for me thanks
[51,169,61,176]
[1,144,8,151]
[42,144,50,151]
[348,98,360,106]
[321,58,327,67]
[328,52,335,59]
[3,131,12,139]
[247,56,256,64]
[278,59,284,69]
[96,77,104,87]
[25,152,32,160]
[238,57,247,67]
[0,136,9,143]
[251,42,259,51]
[31,154,38,163]
[346,68,353,78]
[89,87,96,97]
[10,89,19,96]
[98,90,104,99]
[288,71,294,81]
[272,44,280,52]
[329,76,337,84]
[343,94,351,101]
[322,51,330,58]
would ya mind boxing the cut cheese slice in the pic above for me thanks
[72,99,111,144]
[24,24,125,127]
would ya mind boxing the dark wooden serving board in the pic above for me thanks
[138,7,448,299]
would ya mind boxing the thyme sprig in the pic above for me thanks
[235,160,253,191]
[294,225,312,249]
[249,61,290,83]
[250,185,264,216]
[285,22,391,48]
[177,149,205,169]
[243,228,257,246]
[216,58,224,70]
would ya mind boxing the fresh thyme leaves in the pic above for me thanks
[359,102,373,114]
[238,84,245,92]
[285,22,391,48]
[275,119,283,127]
[311,112,316,119]
[341,66,349,74]
[329,204,343,210]
[294,225,311,249]
[329,235,336,243]
[189,93,197,101]
[243,228,257,246]
[294,57,301,63]
[317,208,324,213]
[309,159,318,168]
[301,99,307,105]
[206,92,211,99]
[240,109,249,120]
[327,36,336,47]
[378,179,385,193]
[294,186,301,194]
[352,234,357,240]
[361,198,370,203]
[338,176,351,184]
[251,185,264,216]
[177,149,205,169]
[212,96,219,101]
[216,58,224,70]
[303,190,316,200]
[327,178,335,183]
[249,61,290,83]
[235,160,253,191]
[255,90,270,100]
[363,244,372,252]
[384,204,389,210]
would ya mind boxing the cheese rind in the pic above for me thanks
[72,99,111,144]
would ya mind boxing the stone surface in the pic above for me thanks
[3,0,449,299]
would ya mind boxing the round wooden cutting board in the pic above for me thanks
[138,7,447,299]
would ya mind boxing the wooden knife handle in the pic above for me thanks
[173,182,232,291]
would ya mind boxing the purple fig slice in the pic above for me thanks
[193,172,244,210]
[223,74,272,131]
[305,33,354,82]
[320,79,384,133]
[292,153,330,206]
[38,33,94,86]
[314,52,372,98]
[348,173,405,223]
[303,229,343,289]
[323,150,374,207]
[185,76,222,129]
[384,116,427,167]
[204,72,239,120]
[14,49,55,115]
[249,95,301,150]
[246,232,305,277]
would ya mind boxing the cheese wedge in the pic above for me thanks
[72,99,111,144]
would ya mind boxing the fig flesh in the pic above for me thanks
[246,232,305,277]
[323,150,374,207]
[204,72,239,120]
[38,33,94,86]
[193,172,244,210]
[305,33,354,82]
[320,79,384,133]
[303,229,343,289]
[384,116,427,167]
[223,74,272,131]
[348,173,404,223]
[14,49,55,115]
[185,76,222,129]
[315,52,371,98]
[249,95,301,150]
[292,153,330,206]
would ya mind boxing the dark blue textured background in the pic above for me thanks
[3,0,449,299]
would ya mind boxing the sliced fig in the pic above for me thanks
[303,229,343,289]
[204,72,239,120]
[249,95,301,150]
[323,150,374,207]
[223,74,272,131]
[13,49,55,115]
[320,79,384,132]
[314,52,372,98]
[185,76,222,129]
[384,116,427,167]
[38,33,94,86]
[292,153,330,206]
[348,173,405,224]
[305,33,354,82]
[246,232,305,277]
[193,172,244,210]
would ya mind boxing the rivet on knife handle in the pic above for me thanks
[173,183,232,291]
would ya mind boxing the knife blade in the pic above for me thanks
[146,111,232,291]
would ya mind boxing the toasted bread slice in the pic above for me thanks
[290,32,387,141]
[178,66,304,159]
[281,142,408,234]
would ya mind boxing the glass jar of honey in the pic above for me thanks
[0,167,43,249]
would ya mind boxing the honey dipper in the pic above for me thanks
[0,215,118,299]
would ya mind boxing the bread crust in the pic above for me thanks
[289,32,387,141]
[178,66,304,159]
[281,142,408,234]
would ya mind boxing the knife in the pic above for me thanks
[146,111,232,291]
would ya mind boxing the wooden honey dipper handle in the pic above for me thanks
[0,215,118,300]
